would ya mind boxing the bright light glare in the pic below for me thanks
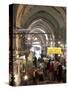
[58,54,60,56]
[28,37,31,40]
[24,75,28,80]
[16,55,19,58]
[34,37,38,40]
[58,41,61,44]
[31,44,41,59]
[60,44,64,48]
[20,55,26,60]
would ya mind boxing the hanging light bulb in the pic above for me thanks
[58,41,61,44]
[23,75,28,80]
[28,37,31,40]
[60,43,64,48]
[34,37,37,40]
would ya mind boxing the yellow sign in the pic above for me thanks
[47,47,62,55]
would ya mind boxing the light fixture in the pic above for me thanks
[16,54,19,58]
[23,75,28,80]
[28,37,31,40]
[60,44,64,48]
[34,37,37,40]
[58,54,60,57]
[58,41,61,44]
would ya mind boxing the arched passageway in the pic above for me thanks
[9,4,66,86]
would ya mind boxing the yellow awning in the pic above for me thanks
[47,47,62,55]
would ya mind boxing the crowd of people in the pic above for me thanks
[26,54,66,85]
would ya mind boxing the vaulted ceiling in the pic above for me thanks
[13,4,66,45]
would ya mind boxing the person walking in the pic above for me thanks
[48,61,54,81]
[57,63,63,82]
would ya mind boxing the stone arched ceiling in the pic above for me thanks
[15,4,66,44]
